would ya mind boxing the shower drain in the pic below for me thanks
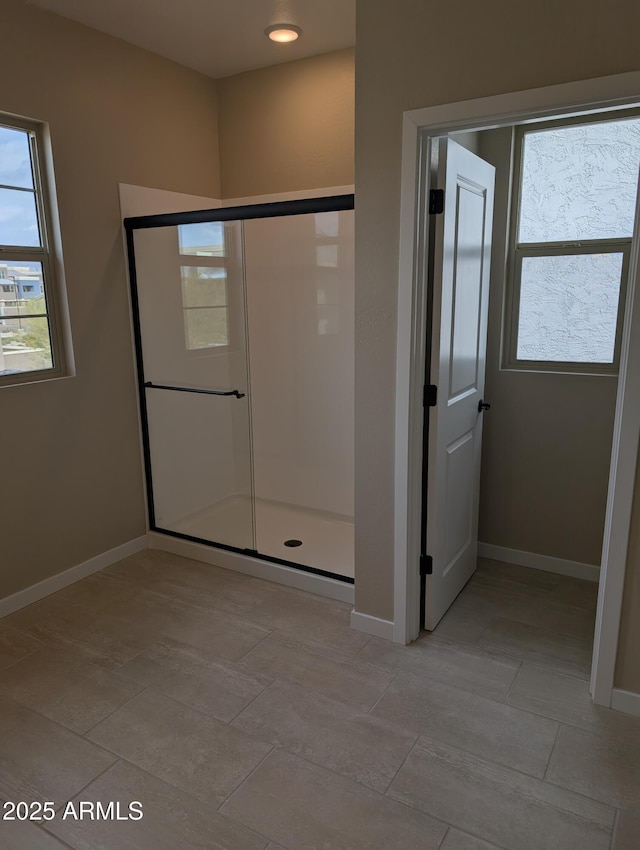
[284,539,303,547]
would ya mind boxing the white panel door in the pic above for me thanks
[424,138,495,630]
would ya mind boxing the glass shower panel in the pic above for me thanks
[131,221,255,550]
[243,209,355,576]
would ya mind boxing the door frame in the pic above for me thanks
[394,71,640,708]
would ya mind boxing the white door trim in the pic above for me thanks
[394,71,640,709]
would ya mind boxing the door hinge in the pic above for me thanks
[429,188,444,215]
[420,554,433,577]
[424,384,437,407]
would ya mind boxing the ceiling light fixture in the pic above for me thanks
[265,24,302,43]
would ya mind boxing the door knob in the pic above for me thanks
[478,399,491,413]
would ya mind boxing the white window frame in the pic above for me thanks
[0,113,70,387]
[504,113,640,375]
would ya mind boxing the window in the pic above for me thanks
[505,114,640,373]
[178,222,230,351]
[0,116,69,384]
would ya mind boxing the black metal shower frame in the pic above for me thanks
[124,194,355,585]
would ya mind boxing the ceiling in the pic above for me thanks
[27,0,355,79]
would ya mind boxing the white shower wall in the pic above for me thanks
[243,210,355,521]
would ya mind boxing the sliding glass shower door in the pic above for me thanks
[126,194,355,581]
[129,218,255,551]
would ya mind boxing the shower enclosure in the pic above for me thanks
[125,195,354,583]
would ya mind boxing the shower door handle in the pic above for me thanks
[144,381,245,399]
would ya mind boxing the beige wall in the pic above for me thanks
[478,128,617,566]
[0,0,220,598]
[218,49,354,198]
[354,0,640,677]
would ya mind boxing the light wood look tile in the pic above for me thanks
[117,638,267,721]
[357,634,519,701]
[0,625,42,671]
[507,664,640,738]
[613,807,640,849]
[0,550,638,850]
[57,572,166,613]
[460,582,595,641]
[238,631,395,710]
[88,689,272,805]
[248,587,371,655]
[107,549,278,616]
[475,558,562,591]
[0,695,117,807]
[151,598,271,661]
[0,646,143,734]
[221,748,447,850]
[552,575,600,611]
[47,760,268,850]
[479,617,593,679]
[0,820,70,849]
[372,671,558,777]
[546,724,640,808]
[388,736,615,850]
[432,603,490,645]
[232,679,417,792]
[2,586,168,670]
[440,828,504,849]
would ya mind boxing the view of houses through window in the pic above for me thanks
[0,259,52,373]
[0,120,59,381]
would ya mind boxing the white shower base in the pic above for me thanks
[169,496,354,579]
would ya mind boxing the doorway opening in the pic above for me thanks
[394,73,640,710]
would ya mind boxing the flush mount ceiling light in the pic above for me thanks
[265,24,302,43]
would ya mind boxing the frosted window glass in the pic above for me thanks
[517,253,623,363]
[519,120,640,243]
[315,211,339,237]
[316,244,338,267]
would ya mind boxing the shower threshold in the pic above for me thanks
[166,496,354,580]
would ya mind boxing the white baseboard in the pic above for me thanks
[350,610,394,641]
[611,688,640,717]
[148,532,354,605]
[0,536,148,619]
[478,543,600,583]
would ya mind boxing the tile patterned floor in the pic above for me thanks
[0,550,638,849]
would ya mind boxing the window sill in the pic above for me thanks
[0,368,75,390]
[499,364,619,378]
